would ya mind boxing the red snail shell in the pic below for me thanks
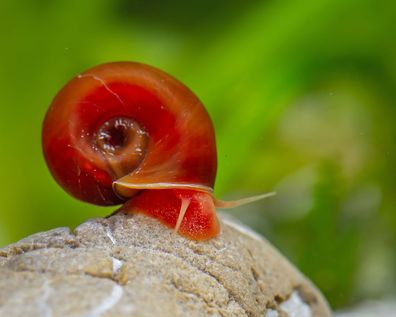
[42,62,273,240]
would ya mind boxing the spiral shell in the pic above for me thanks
[42,62,217,206]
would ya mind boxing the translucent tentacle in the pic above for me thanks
[213,192,276,209]
[174,198,191,233]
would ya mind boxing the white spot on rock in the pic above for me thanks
[280,291,312,317]
[221,217,264,242]
[83,284,123,317]
[265,308,279,317]
[112,257,123,275]
[105,227,117,245]
[37,280,52,317]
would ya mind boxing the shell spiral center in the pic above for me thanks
[95,117,148,179]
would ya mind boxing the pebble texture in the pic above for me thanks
[0,213,332,317]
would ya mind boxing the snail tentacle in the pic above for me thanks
[174,197,191,234]
[213,192,276,209]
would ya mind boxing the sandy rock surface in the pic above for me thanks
[0,213,332,317]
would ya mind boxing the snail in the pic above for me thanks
[42,62,274,240]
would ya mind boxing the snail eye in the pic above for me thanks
[95,117,148,178]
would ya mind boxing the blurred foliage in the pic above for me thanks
[1,0,395,309]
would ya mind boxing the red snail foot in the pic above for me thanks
[121,189,220,241]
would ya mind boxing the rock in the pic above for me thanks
[0,213,332,317]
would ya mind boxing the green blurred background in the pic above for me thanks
[1,0,395,310]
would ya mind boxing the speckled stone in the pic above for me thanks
[0,212,332,317]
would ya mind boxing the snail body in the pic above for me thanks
[43,62,273,240]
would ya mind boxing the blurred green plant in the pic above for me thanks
[1,0,395,309]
